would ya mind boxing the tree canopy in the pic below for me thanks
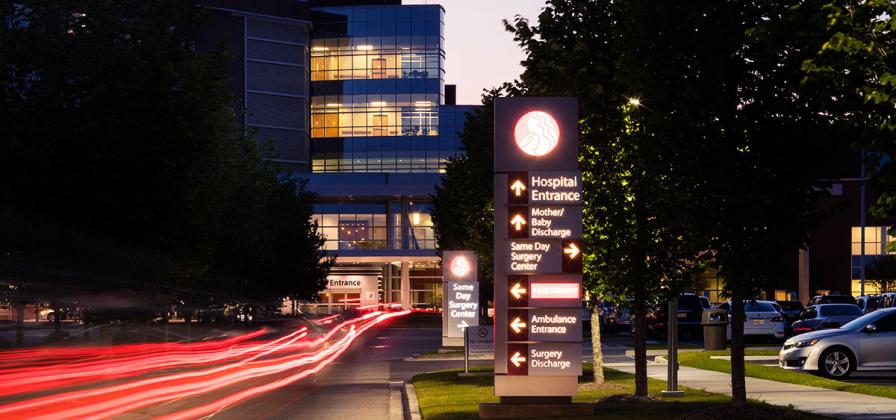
[0,0,331,313]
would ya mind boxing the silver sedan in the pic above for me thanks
[778,307,896,379]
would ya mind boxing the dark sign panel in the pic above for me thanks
[507,308,582,342]
[506,343,583,377]
[494,97,582,397]
[494,98,579,173]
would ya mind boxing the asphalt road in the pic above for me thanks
[189,327,477,420]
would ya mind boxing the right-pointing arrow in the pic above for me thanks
[510,317,527,333]
[510,351,526,367]
[563,242,580,259]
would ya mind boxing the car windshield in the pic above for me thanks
[841,310,892,331]
[822,295,855,304]
[744,301,776,312]
[819,305,863,317]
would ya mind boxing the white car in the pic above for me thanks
[779,308,896,378]
[720,300,786,341]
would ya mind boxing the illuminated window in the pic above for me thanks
[309,42,441,82]
[310,95,439,139]
[313,210,387,251]
[851,280,883,297]
[851,226,894,255]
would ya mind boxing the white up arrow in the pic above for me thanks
[510,351,527,367]
[510,283,527,299]
[510,317,527,333]
[510,214,527,231]
[509,180,526,196]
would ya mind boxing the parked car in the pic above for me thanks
[791,304,864,336]
[879,293,896,309]
[647,293,705,338]
[776,300,804,335]
[856,295,881,314]
[779,307,896,378]
[699,296,711,309]
[721,300,786,342]
[809,293,857,306]
[614,302,633,333]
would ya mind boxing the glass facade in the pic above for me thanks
[312,201,435,251]
[389,262,442,305]
[310,5,462,174]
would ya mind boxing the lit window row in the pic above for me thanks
[311,95,439,138]
[311,210,436,250]
[311,49,440,81]
[311,157,448,173]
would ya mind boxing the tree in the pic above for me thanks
[801,1,896,234]
[432,86,519,312]
[0,0,331,316]
[867,255,896,293]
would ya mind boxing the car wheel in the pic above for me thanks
[819,347,854,379]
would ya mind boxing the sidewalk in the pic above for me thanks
[606,361,896,419]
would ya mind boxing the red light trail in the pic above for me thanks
[0,310,410,419]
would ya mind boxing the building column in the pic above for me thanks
[400,261,411,309]
[798,248,810,305]
[401,196,410,250]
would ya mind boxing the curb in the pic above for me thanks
[403,380,423,420]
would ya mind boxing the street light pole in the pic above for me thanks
[860,148,866,296]
[662,296,683,398]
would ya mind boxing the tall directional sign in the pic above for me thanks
[442,251,478,346]
[492,97,582,399]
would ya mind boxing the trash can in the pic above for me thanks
[702,309,728,350]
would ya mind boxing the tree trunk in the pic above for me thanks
[633,294,648,397]
[730,285,747,408]
[591,306,605,385]
[53,304,62,332]
[15,303,25,347]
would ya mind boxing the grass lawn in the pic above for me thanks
[678,350,896,400]
[411,363,825,420]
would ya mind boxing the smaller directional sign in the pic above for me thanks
[443,281,479,339]
[506,342,582,376]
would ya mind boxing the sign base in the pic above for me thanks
[441,337,465,347]
[494,375,578,396]
[479,401,593,419]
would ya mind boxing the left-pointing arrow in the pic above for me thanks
[510,283,527,299]
[510,317,527,333]
[510,351,527,367]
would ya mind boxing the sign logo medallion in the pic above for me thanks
[514,111,560,157]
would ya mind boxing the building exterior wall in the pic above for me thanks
[197,0,312,173]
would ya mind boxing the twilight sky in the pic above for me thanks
[404,0,547,105]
